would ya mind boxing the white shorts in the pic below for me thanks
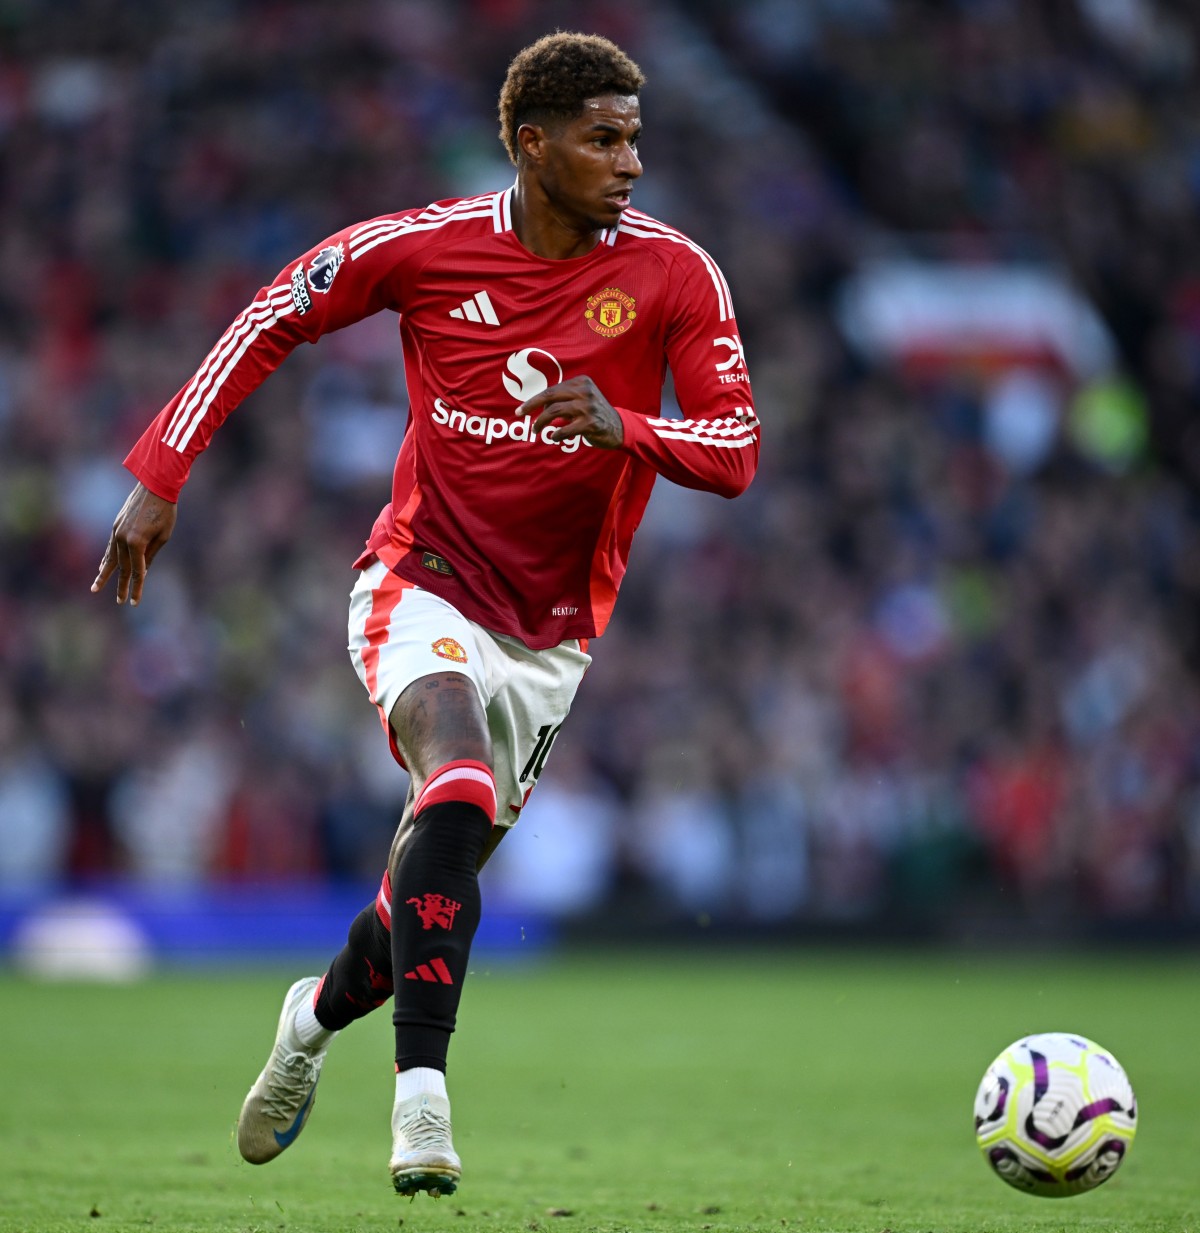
[347,559,591,830]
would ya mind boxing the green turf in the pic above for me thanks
[1,948,1196,1233]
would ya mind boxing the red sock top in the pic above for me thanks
[414,759,496,822]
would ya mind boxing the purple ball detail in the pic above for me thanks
[1030,1050,1050,1101]
[1024,1115,1069,1150]
[1064,1138,1126,1182]
[989,1146,1057,1186]
[1073,1097,1121,1126]
[976,1076,1009,1130]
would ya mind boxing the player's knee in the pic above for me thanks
[349,896,392,949]
[405,759,496,870]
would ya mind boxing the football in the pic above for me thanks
[973,1032,1137,1197]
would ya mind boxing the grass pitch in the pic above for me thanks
[1,947,1196,1233]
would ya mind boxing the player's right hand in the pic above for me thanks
[521,375,625,448]
[91,482,177,606]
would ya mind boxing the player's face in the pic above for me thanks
[535,94,643,232]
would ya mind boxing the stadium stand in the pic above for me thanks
[3,0,1200,948]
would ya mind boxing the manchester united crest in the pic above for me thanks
[432,636,467,663]
[585,286,637,338]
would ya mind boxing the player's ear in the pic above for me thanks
[516,122,547,165]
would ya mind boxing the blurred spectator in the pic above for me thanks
[109,720,236,883]
[483,736,621,918]
[0,698,71,886]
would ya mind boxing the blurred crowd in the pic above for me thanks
[4,0,1200,933]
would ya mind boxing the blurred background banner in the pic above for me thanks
[3,0,1200,967]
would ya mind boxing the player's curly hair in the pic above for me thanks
[498,32,645,166]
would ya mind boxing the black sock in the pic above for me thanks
[390,800,491,1071]
[314,899,393,1031]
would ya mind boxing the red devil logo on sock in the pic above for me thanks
[406,893,461,931]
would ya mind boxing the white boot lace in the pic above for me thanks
[261,1051,319,1121]
[398,1102,453,1151]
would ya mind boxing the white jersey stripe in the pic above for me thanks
[164,288,292,443]
[348,203,481,255]
[654,428,757,443]
[170,300,295,452]
[352,209,496,259]
[349,197,496,254]
[646,424,758,436]
[649,408,758,421]
[620,219,733,320]
[492,187,513,234]
[667,426,756,441]
[349,211,478,256]
[646,416,758,436]
[350,208,495,260]
[623,207,732,273]
[165,293,291,447]
[348,203,470,250]
[646,413,757,427]
[349,195,493,249]
[171,298,297,451]
[651,429,757,449]
[618,214,733,320]
[622,208,732,271]
[164,288,293,447]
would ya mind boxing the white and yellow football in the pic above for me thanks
[973,1032,1137,1197]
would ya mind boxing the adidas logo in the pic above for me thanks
[404,957,454,984]
[449,290,500,326]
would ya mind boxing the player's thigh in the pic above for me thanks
[486,636,591,829]
[381,635,589,875]
[347,564,490,762]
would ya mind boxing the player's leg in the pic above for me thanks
[345,566,501,1193]
[384,671,494,1197]
[378,632,591,1184]
[237,868,397,1162]
[236,828,404,1162]
[235,568,491,1169]
[379,627,595,1061]
[307,768,507,1044]
[385,784,509,874]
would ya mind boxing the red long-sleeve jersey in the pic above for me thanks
[126,187,759,649]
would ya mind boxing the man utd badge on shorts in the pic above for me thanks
[432,637,467,663]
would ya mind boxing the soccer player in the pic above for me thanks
[92,32,758,1196]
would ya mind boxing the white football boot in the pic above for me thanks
[389,1092,461,1196]
[236,977,333,1163]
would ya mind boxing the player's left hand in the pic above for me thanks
[521,376,624,448]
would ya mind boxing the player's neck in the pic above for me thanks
[510,182,603,261]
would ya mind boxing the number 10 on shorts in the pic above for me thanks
[519,723,562,785]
